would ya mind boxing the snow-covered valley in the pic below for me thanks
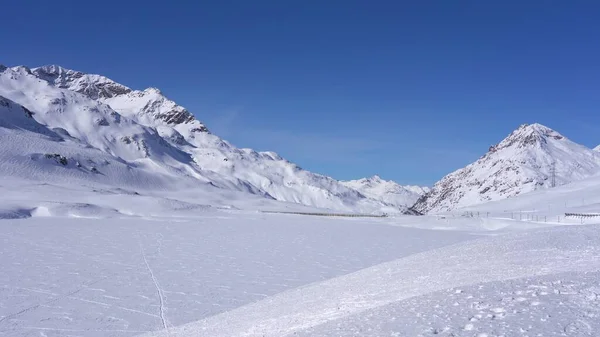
[2,63,600,337]
[2,173,600,336]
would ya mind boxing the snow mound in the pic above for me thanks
[31,203,122,218]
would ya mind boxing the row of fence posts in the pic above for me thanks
[462,212,490,218]
[454,211,557,223]
[512,213,549,222]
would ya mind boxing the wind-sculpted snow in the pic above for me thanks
[298,271,600,336]
[141,225,600,337]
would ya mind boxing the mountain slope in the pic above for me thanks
[0,66,210,179]
[341,175,429,209]
[1,64,389,213]
[0,94,193,189]
[412,123,600,213]
[32,65,209,135]
[462,171,600,219]
[594,145,600,152]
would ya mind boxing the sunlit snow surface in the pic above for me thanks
[298,272,600,337]
[2,176,600,336]
[0,212,469,336]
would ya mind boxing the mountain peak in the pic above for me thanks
[36,64,79,76]
[32,65,132,100]
[512,123,563,140]
[413,123,600,213]
[143,87,163,95]
[517,122,556,134]
[33,65,88,83]
[11,65,32,75]
[489,123,564,153]
[27,65,206,130]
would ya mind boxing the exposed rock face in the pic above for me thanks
[32,65,206,130]
[33,65,133,99]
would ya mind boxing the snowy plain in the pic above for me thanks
[0,197,470,337]
[2,176,600,337]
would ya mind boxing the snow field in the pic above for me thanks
[143,224,600,337]
[297,271,600,336]
[0,213,471,337]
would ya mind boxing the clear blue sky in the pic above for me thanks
[3,1,600,185]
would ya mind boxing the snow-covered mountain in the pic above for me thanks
[412,123,600,214]
[594,144,600,152]
[341,175,429,209]
[0,64,394,213]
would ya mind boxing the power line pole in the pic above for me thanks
[550,162,556,188]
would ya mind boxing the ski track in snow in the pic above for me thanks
[137,233,170,334]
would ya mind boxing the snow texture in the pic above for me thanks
[296,271,600,337]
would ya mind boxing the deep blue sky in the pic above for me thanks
[3,1,600,185]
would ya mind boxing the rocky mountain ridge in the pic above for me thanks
[0,64,396,213]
